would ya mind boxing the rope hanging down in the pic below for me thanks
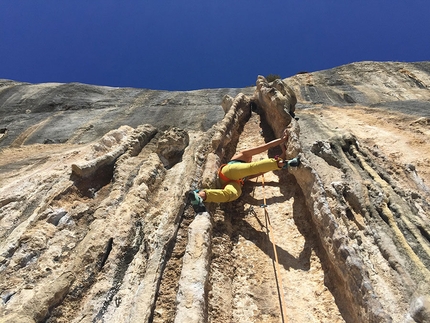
[261,173,289,323]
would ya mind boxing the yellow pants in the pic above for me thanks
[204,158,280,203]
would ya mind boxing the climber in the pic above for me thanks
[188,129,300,212]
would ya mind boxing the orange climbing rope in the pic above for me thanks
[261,173,288,323]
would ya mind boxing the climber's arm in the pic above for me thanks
[231,129,289,161]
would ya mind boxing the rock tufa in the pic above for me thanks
[1,61,430,323]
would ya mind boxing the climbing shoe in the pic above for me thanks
[187,190,206,213]
[282,157,301,169]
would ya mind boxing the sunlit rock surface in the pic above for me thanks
[1,61,430,323]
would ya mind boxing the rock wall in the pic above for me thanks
[284,62,430,322]
[1,61,430,322]
[0,81,253,148]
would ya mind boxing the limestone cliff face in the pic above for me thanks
[0,61,430,323]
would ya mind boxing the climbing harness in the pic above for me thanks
[261,173,289,323]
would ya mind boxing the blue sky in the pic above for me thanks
[1,1,429,91]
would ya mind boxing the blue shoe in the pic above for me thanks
[282,157,300,169]
[187,190,206,212]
